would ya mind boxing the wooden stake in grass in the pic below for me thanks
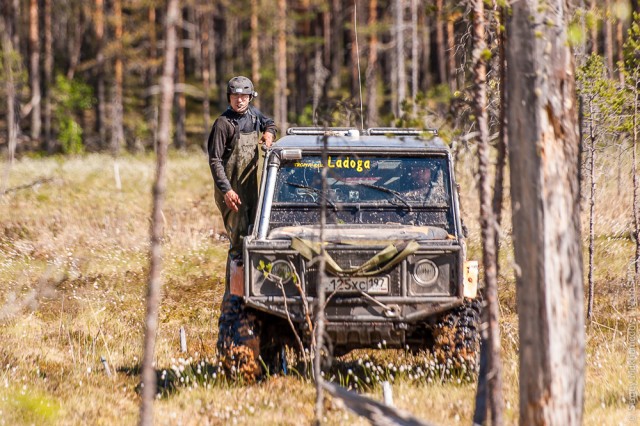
[139,2,179,426]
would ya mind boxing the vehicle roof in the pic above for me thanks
[272,130,450,154]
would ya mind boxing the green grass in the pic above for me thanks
[0,150,635,425]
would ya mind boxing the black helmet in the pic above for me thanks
[227,76,257,100]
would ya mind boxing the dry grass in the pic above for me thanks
[0,148,635,425]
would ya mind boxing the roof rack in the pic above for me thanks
[367,127,438,136]
[286,127,356,136]
[285,127,439,137]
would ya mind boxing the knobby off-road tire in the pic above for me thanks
[432,298,482,371]
[217,295,262,382]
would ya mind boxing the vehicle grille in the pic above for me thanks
[304,249,402,296]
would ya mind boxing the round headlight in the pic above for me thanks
[270,259,294,283]
[413,259,439,286]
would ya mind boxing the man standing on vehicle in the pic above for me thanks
[208,76,277,267]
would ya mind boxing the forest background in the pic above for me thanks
[1,0,640,425]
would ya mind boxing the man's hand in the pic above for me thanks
[224,190,241,212]
[260,132,275,149]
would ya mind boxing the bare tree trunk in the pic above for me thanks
[95,0,107,149]
[66,3,86,80]
[507,1,585,424]
[323,7,331,70]
[420,4,432,92]
[175,40,187,150]
[587,99,596,320]
[365,0,379,127]
[471,0,503,424]
[350,2,360,104]
[616,17,624,86]
[604,0,614,77]
[139,1,179,425]
[633,83,639,284]
[275,0,287,132]
[29,0,41,142]
[0,12,17,167]
[250,0,260,108]
[146,5,158,151]
[435,0,446,85]
[395,0,406,116]
[43,0,53,153]
[446,14,456,93]
[330,0,344,91]
[590,0,598,54]
[493,4,508,280]
[410,0,418,101]
[112,0,125,155]
[200,7,211,146]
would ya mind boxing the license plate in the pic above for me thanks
[322,276,389,294]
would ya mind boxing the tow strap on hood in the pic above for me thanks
[290,237,420,277]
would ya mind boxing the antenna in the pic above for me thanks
[354,1,364,131]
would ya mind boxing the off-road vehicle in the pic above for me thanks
[217,128,480,379]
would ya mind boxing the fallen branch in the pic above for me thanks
[2,177,53,195]
[321,381,436,426]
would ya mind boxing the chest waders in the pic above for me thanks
[215,130,263,379]
[214,130,260,261]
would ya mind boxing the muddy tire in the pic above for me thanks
[432,298,482,371]
[217,295,262,382]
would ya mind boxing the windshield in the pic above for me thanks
[273,155,451,207]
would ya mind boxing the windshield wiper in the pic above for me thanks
[285,181,337,210]
[357,183,413,212]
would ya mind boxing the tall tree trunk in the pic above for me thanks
[250,0,260,108]
[29,0,41,142]
[410,0,418,101]
[0,12,17,167]
[435,0,446,85]
[350,2,360,107]
[298,0,312,117]
[604,0,614,76]
[587,99,596,320]
[633,81,639,284]
[200,7,211,146]
[365,0,379,127]
[330,0,344,91]
[207,6,217,90]
[66,3,86,80]
[43,0,53,153]
[447,14,457,93]
[590,0,598,54]
[275,0,287,132]
[507,1,585,424]
[139,1,179,425]
[471,1,503,424]
[146,5,158,151]
[95,0,107,149]
[616,16,624,85]
[420,4,432,93]
[323,7,331,70]
[394,0,406,116]
[175,40,187,150]
[112,0,125,155]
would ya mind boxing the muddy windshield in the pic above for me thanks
[273,155,450,207]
